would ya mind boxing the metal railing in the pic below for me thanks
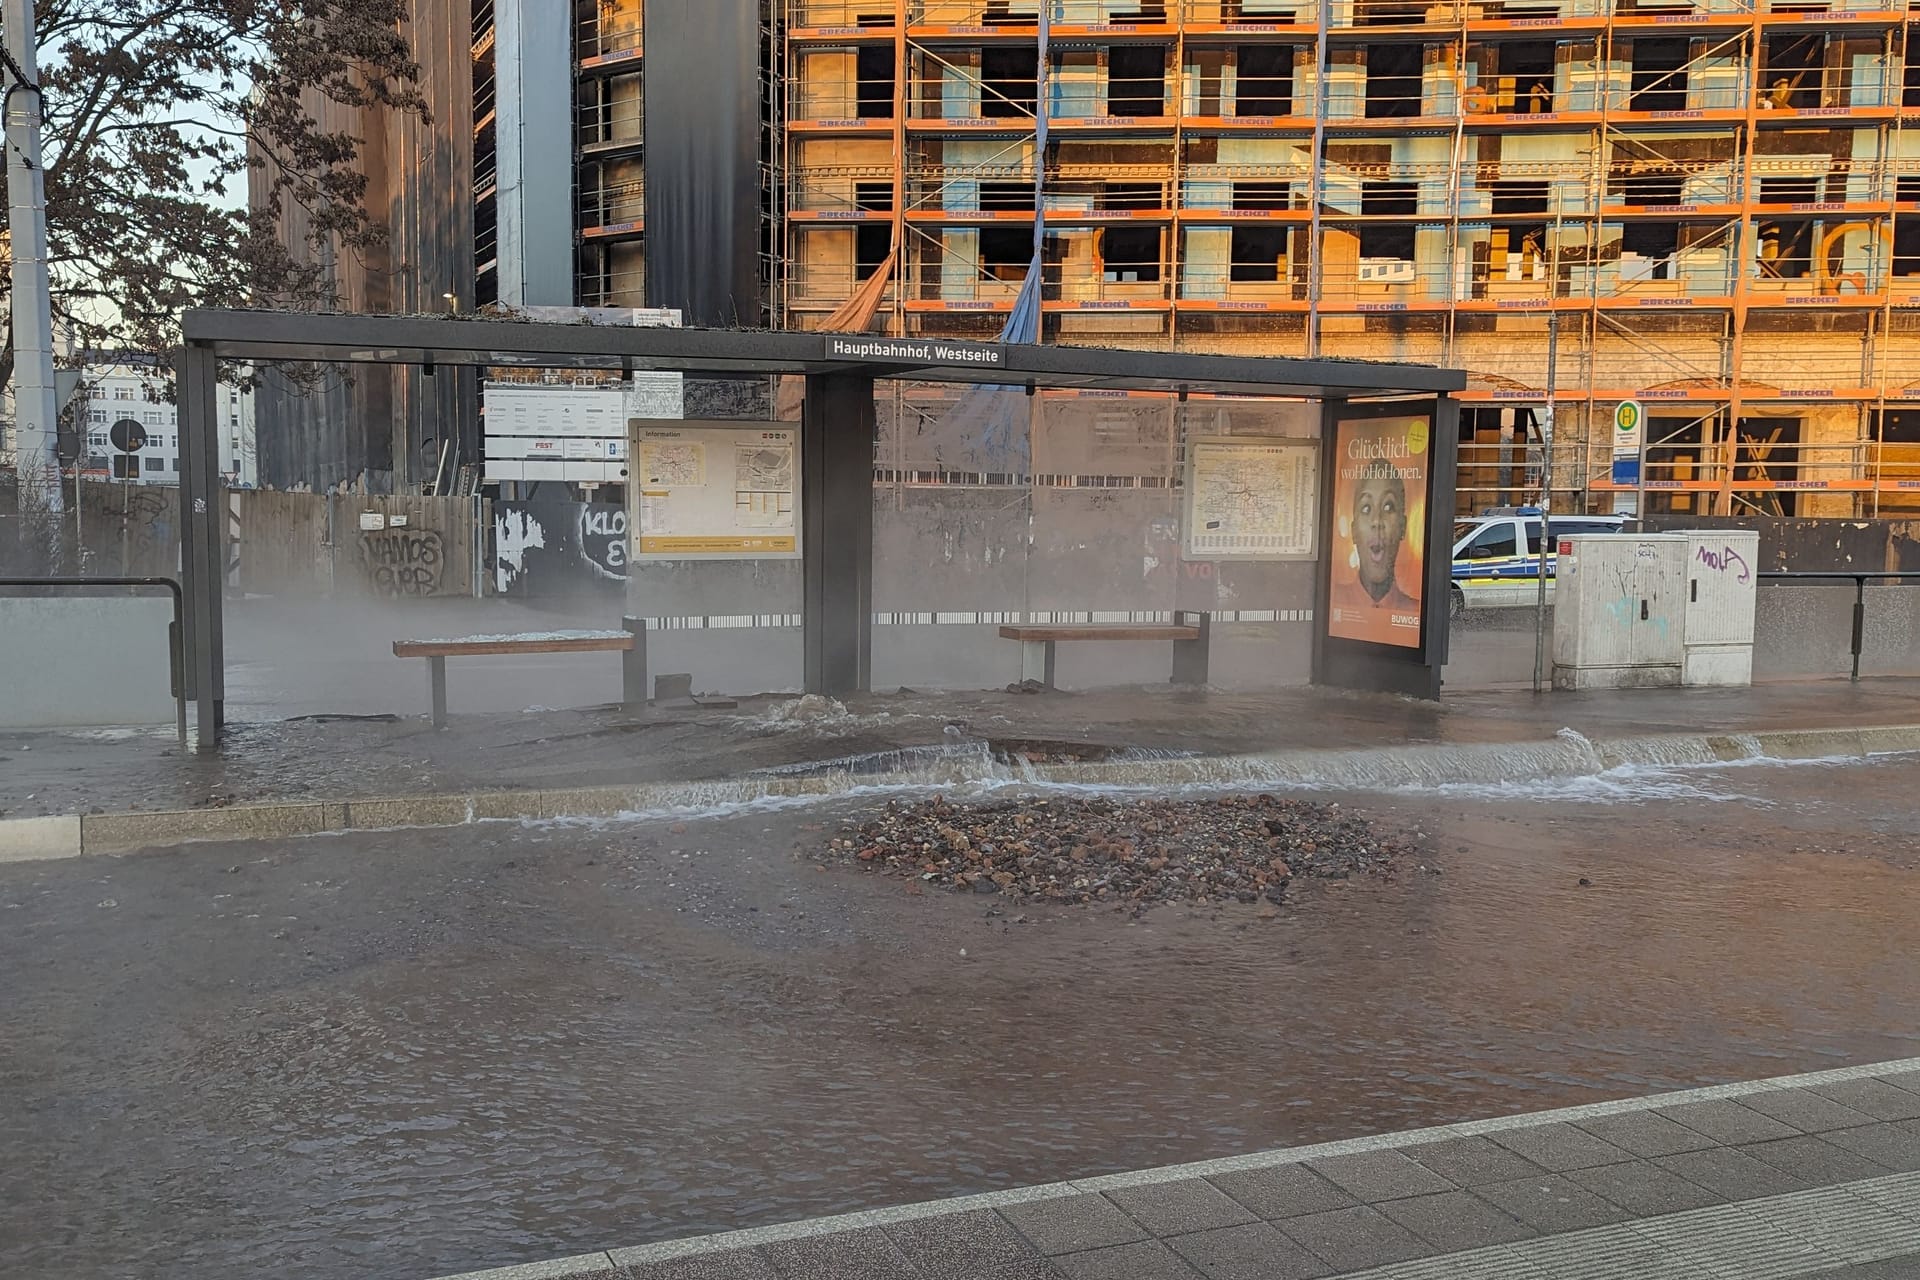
[578,175,646,230]
[912,0,1172,22]
[790,0,899,23]
[1758,571,1920,682]
[0,576,187,745]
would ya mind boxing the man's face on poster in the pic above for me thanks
[1353,468,1407,601]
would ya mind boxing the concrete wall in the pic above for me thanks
[1754,584,1920,680]
[0,594,175,728]
[1440,585,1920,689]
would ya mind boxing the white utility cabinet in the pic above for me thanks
[1678,528,1760,686]
[1552,534,1688,689]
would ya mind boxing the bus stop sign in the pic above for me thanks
[1611,400,1643,485]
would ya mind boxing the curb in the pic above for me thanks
[423,1054,1920,1280]
[3,721,1919,865]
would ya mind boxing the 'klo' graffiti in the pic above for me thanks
[360,527,445,597]
[493,502,627,597]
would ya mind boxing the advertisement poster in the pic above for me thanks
[1327,414,1431,649]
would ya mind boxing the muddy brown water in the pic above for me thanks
[2,756,1918,1279]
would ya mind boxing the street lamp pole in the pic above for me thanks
[3,0,62,559]
[1532,308,1559,694]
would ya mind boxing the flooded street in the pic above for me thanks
[2,755,1918,1280]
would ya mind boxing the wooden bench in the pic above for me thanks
[997,612,1212,690]
[392,628,643,729]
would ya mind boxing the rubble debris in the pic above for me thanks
[814,793,1417,907]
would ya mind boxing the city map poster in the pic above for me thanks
[1326,413,1431,649]
[1183,438,1319,561]
[630,422,801,560]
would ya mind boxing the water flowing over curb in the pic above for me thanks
[3,723,1917,863]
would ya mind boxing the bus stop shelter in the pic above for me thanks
[175,310,1467,749]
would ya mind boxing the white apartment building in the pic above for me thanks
[80,361,257,488]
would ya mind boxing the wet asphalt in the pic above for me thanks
[2,754,1918,1279]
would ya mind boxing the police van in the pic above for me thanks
[1449,506,1630,614]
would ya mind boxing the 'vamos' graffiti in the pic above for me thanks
[360,528,445,597]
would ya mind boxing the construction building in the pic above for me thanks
[776,0,1920,518]
[263,0,1920,515]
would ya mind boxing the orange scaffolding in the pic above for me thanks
[778,0,1920,516]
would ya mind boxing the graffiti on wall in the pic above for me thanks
[81,486,176,576]
[493,502,628,597]
[359,527,445,597]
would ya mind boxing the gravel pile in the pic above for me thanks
[816,793,1417,907]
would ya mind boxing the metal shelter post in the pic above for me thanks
[177,341,226,748]
[801,373,875,697]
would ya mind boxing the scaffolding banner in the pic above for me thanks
[642,0,761,326]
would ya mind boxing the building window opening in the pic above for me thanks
[1644,413,1714,515]
[1614,173,1685,206]
[1224,0,1297,20]
[980,226,1037,278]
[856,45,894,118]
[855,224,892,280]
[1359,179,1418,259]
[1233,179,1291,210]
[1359,222,1416,259]
[1754,218,1814,278]
[981,47,1038,117]
[1108,45,1167,116]
[1357,0,1426,27]
[1629,38,1689,112]
[1361,180,1418,217]
[1758,176,1820,205]
[981,180,1032,210]
[1620,221,1679,280]
[1736,417,1802,516]
[1491,180,1549,216]
[1761,32,1825,111]
[981,1,1040,24]
[1365,43,1423,118]
[1881,410,1920,443]
[1101,226,1162,281]
[1101,182,1163,210]
[1236,44,1294,115]
[1894,219,1920,276]
[1497,40,1557,112]
[1230,225,1288,280]
[855,180,894,211]
[1906,36,1920,107]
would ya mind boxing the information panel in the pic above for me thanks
[1183,437,1320,561]
[629,420,800,560]
[483,375,685,483]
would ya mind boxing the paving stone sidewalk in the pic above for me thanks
[438,1059,1920,1280]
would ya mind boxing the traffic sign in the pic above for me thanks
[1611,400,1643,485]
[109,417,147,453]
